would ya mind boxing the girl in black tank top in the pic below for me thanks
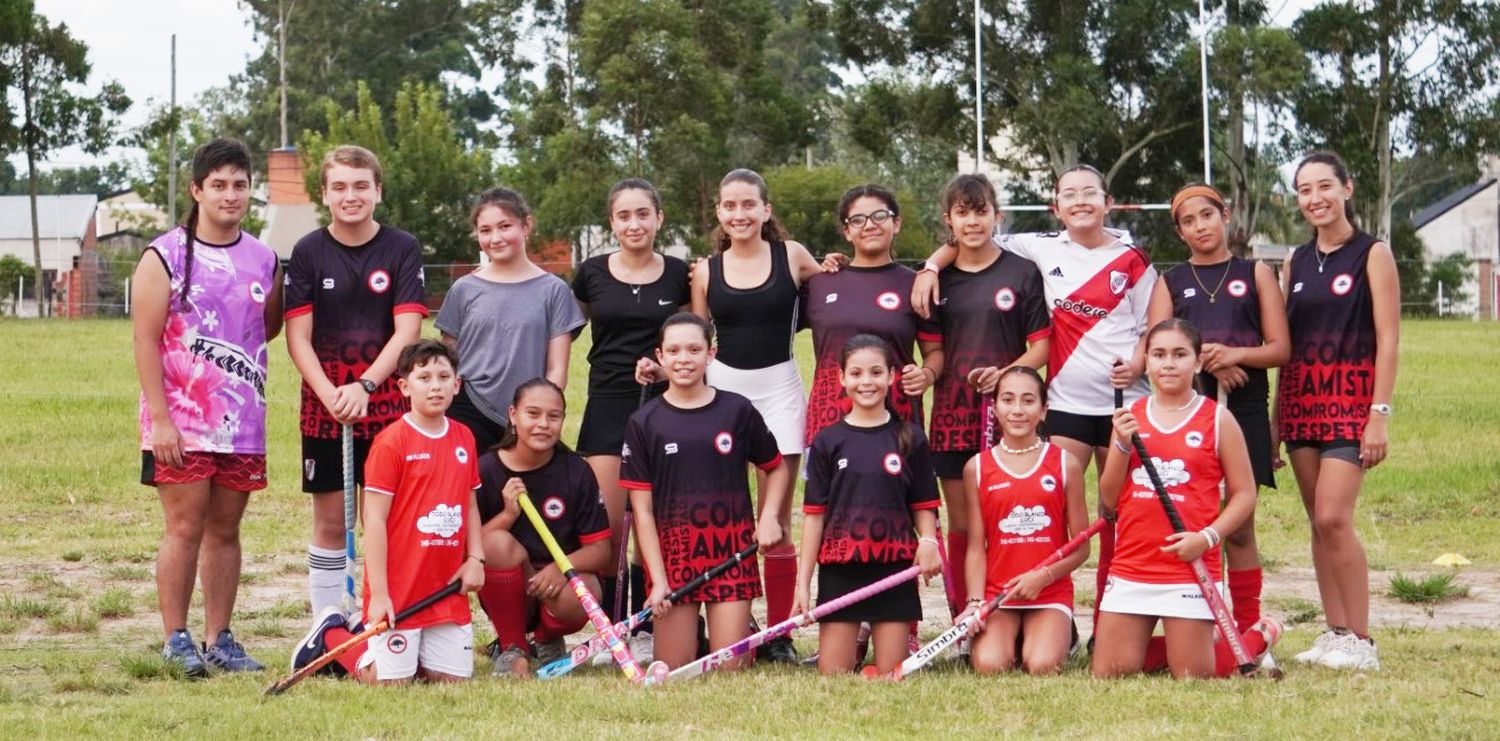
[1146,183,1291,666]
[706,241,798,369]
[1277,153,1401,671]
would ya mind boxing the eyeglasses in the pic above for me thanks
[844,210,895,228]
[1055,188,1104,206]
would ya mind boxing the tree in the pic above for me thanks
[0,0,130,316]
[299,81,493,263]
[129,104,265,237]
[764,163,937,259]
[0,254,35,316]
[0,161,130,199]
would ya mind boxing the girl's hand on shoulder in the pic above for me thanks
[635,357,664,385]
[915,538,942,583]
[820,252,848,273]
[911,270,940,320]
[1110,408,1139,441]
[967,366,1000,395]
[1161,531,1210,562]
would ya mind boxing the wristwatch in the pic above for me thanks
[1370,403,1392,417]
[359,378,378,394]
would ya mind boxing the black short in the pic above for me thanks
[301,434,372,494]
[1286,439,1361,465]
[1224,402,1276,489]
[1045,410,1114,448]
[932,450,978,480]
[447,384,507,454]
[817,561,921,623]
[576,385,662,456]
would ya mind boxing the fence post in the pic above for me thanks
[124,277,131,316]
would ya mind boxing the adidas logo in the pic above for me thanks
[1048,267,1064,278]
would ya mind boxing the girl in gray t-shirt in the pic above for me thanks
[436,188,585,452]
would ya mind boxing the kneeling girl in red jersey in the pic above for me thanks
[794,335,943,675]
[961,367,1090,674]
[474,378,612,677]
[1092,319,1257,679]
[621,313,790,671]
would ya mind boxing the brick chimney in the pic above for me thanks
[267,147,311,205]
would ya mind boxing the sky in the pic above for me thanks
[15,0,1321,174]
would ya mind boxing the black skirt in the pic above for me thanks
[576,384,663,456]
[816,561,921,623]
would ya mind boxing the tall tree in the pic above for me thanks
[0,161,130,199]
[0,0,130,316]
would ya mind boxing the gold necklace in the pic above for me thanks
[1188,260,1231,303]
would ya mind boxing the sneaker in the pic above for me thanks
[534,637,567,666]
[1293,629,1337,665]
[590,638,615,667]
[491,644,532,678]
[203,629,264,672]
[1250,617,1284,656]
[161,629,209,679]
[1318,633,1379,671]
[628,632,654,665]
[291,606,347,677]
[758,635,798,664]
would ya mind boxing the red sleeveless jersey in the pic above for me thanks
[1112,396,1223,584]
[976,443,1073,606]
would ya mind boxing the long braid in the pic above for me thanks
[180,202,199,304]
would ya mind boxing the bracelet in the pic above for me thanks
[966,598,983,606]
[1198,527,1221,549]
[918,536,940,547]
[921,366,938,383]
[1113,439,1130,454]
[467,554,485,565]
[921,259,942,274]
[1042,565,1056,582]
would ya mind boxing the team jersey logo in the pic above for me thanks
[387,634,409,654]
[1184,431,1204,448]
[1048,266,1064,278]
[1331,273,1354,296]
[999,505,1052,536]
[321,278,336,290]
[883,452,902,475]
[993,287,1016,312]
[249,282,267,303]
[1130,458,1190,488]
[1227,279,1248,298]
[304,459,316,482]
[1292,281,1304,293]
[714,431,734,455]
[877,291,901,311]
[1039,474,1057,492]
[837,458,848,470]
[368,270,391,294]
[621,443,631,459]
[455,446,470,464]
[1109,270,1129,295]
[543,496,566,520]
[825,292,839,304]
[664,443,679,455]
[417,503,464,538]
[1183,287,1197,299]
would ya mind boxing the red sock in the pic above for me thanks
[533,605,588,644]
[323,626,365,676]
[1093,523,1115,623]
[1227,568,1263,633]
[763,545,798,624]
[1141,628,1270,677]
[946,531,969,615]
[1142,635,1168,673]
[478,566,528,650]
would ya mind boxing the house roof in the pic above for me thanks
[0,194,98,240]
[1412,178,1497,229]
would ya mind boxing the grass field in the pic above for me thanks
[1,318,1497,738]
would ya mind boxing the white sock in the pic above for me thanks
[307,544,346,617]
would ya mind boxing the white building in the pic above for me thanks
[1412,157,1499,319]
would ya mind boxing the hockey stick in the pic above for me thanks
[262,580,460,696]
[982,392,997,448]
[645,565,921,686]
[889,518,1106,679]
[537,543,759,679]
[341,424,358,617]
[518,492,645,683]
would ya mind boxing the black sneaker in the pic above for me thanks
[291,606,348,677]
[758,635,798,664]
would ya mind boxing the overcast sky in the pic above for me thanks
[17,0,1319,173]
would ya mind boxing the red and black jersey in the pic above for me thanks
[918,251,1050,452]
[1278,232,1378,442]
[572,254,691,397]
[800,263,923,446]
[284,225,428,440]
[804,417,940,565]
[619,391,782,603]
[475,449,611,567]
[1162,257,1268,400]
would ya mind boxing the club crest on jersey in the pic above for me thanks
[993,287,1016,312]
[883,452,902,475]
[1227,279,1248,298]
[999,505,1052,536]
[714,431,734,455]
[1331,273,1354,296]
[543,496,566,520]
[417,503,464,538]
[1109,270,1129,295]
[1184,431,1205,448]
[455,446,470,464]
[876,291,901,311]
[368,270,391,294]
[1130,458,1191,488]
[249,282,267,303]
[1183,287,1197,299]
[825,292,839,304]
[1039,474,1058,492]
[388,634,409,654]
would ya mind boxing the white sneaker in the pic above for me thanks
[1318,633,1379,671]
[590,640,614,667]
[1292,629,1337,664]
[628,632,654,665]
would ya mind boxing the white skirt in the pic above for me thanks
[708,358,807,455]
[1096,575,1224,621]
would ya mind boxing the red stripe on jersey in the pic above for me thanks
[756,452,784,472]
[393,302,430,316]
[1048,248,1150,380]
[284,304,313,319]
[802,503,828,515]
[910,499,942,511]
[579,528,612,545]
[917,330,943,342]
[619,479,651,491]
[1027,327,1052,343]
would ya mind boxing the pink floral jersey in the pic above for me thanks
[139,227,279,455]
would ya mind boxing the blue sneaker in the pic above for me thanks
[291,606,348,677]
[203,629,264,672]
[161,629,209,679]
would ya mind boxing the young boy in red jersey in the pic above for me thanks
[292,340,486,683]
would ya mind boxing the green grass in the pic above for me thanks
[45,606,99,634]
[1388,572,1470,604]
[0,318,1497,737]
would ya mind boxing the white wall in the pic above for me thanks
[1416,181,1498,316]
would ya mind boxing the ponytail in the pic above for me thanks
[179,204,199,303]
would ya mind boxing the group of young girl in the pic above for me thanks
[135,136,1398,683]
